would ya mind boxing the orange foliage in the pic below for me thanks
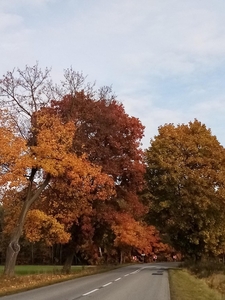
[112,212,163,255]
[2,108,115,246]
[31,110,83,177]
[24,209,70,246]
[0,110,27,186]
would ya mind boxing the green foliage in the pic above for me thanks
[0,265,86,275]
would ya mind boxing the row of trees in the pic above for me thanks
[1,64,225,276]
[0,65,170,276]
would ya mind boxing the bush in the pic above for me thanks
[182,260,225,278]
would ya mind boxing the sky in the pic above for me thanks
[1,0,225,148]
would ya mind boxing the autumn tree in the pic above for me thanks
[28,163,115,271]
[52,88,146,211]
[111,212,164,263]
[50,88,147,267]
[145,120,225,260]
[0,64,152,274]
[0,65,114,276]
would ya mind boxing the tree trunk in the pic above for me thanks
[4,240,21,277]
[4,173,50,276]
[31,243,34,265]
[120,249,123,264]
[62,250,75,274]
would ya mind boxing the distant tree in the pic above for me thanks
[111,212,164,263]
[145,120,225,260]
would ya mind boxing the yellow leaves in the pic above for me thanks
[24,209,70,246]
[146,119,225,256]
[31,111,76,177]
[159,200,171,209]
[3,191,23,235]
[30,110,115,201]
[0,109,27,186]
[0,106,115,199]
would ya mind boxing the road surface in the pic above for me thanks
[0,262,178,300]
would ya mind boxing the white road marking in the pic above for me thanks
[82,268,142,297]
[102,282,112,287]
[131,267,145,274]
[115,277,121,281]
[82,289,99,296]
[131,270,139,274]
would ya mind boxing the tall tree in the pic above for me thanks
[50,88,147,268]
[145,120,225,259]
[0,65,113,276]
[0,64,148,274]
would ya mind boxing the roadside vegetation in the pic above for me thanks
[1,262,225,298]
[184,261,225,295]
[0,265,119,296]
[169,261,225,300]
[0,265,88,276]
[169,268,223,300]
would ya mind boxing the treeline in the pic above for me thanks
[0,64,225,276]
[0,65,172,276]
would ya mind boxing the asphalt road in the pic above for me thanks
[0,262,178,300]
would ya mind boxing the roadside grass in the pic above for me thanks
[169,268,223,300]
[0,265,86,276]
[182,260,225,295]
[0,265,118,296]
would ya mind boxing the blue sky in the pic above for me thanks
[1,0,225,148]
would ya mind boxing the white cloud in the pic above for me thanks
[0,0,225,147]
[193,98,225,114]
[0,13,23,31]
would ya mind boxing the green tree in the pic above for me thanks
[145,120,225,259]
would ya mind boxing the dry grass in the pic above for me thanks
[169,269,223,300]
[0,274,74,296]
[181,260,225,297]
[206,273,225,295]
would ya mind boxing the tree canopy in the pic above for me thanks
[145,120,225,259]
[3,65,225,272]
[0,64,167,276]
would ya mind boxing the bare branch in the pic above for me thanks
[0,63,52,137]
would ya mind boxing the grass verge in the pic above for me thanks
[0,265,86,276]
[169,268,223,300]
[0,265,119,297]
